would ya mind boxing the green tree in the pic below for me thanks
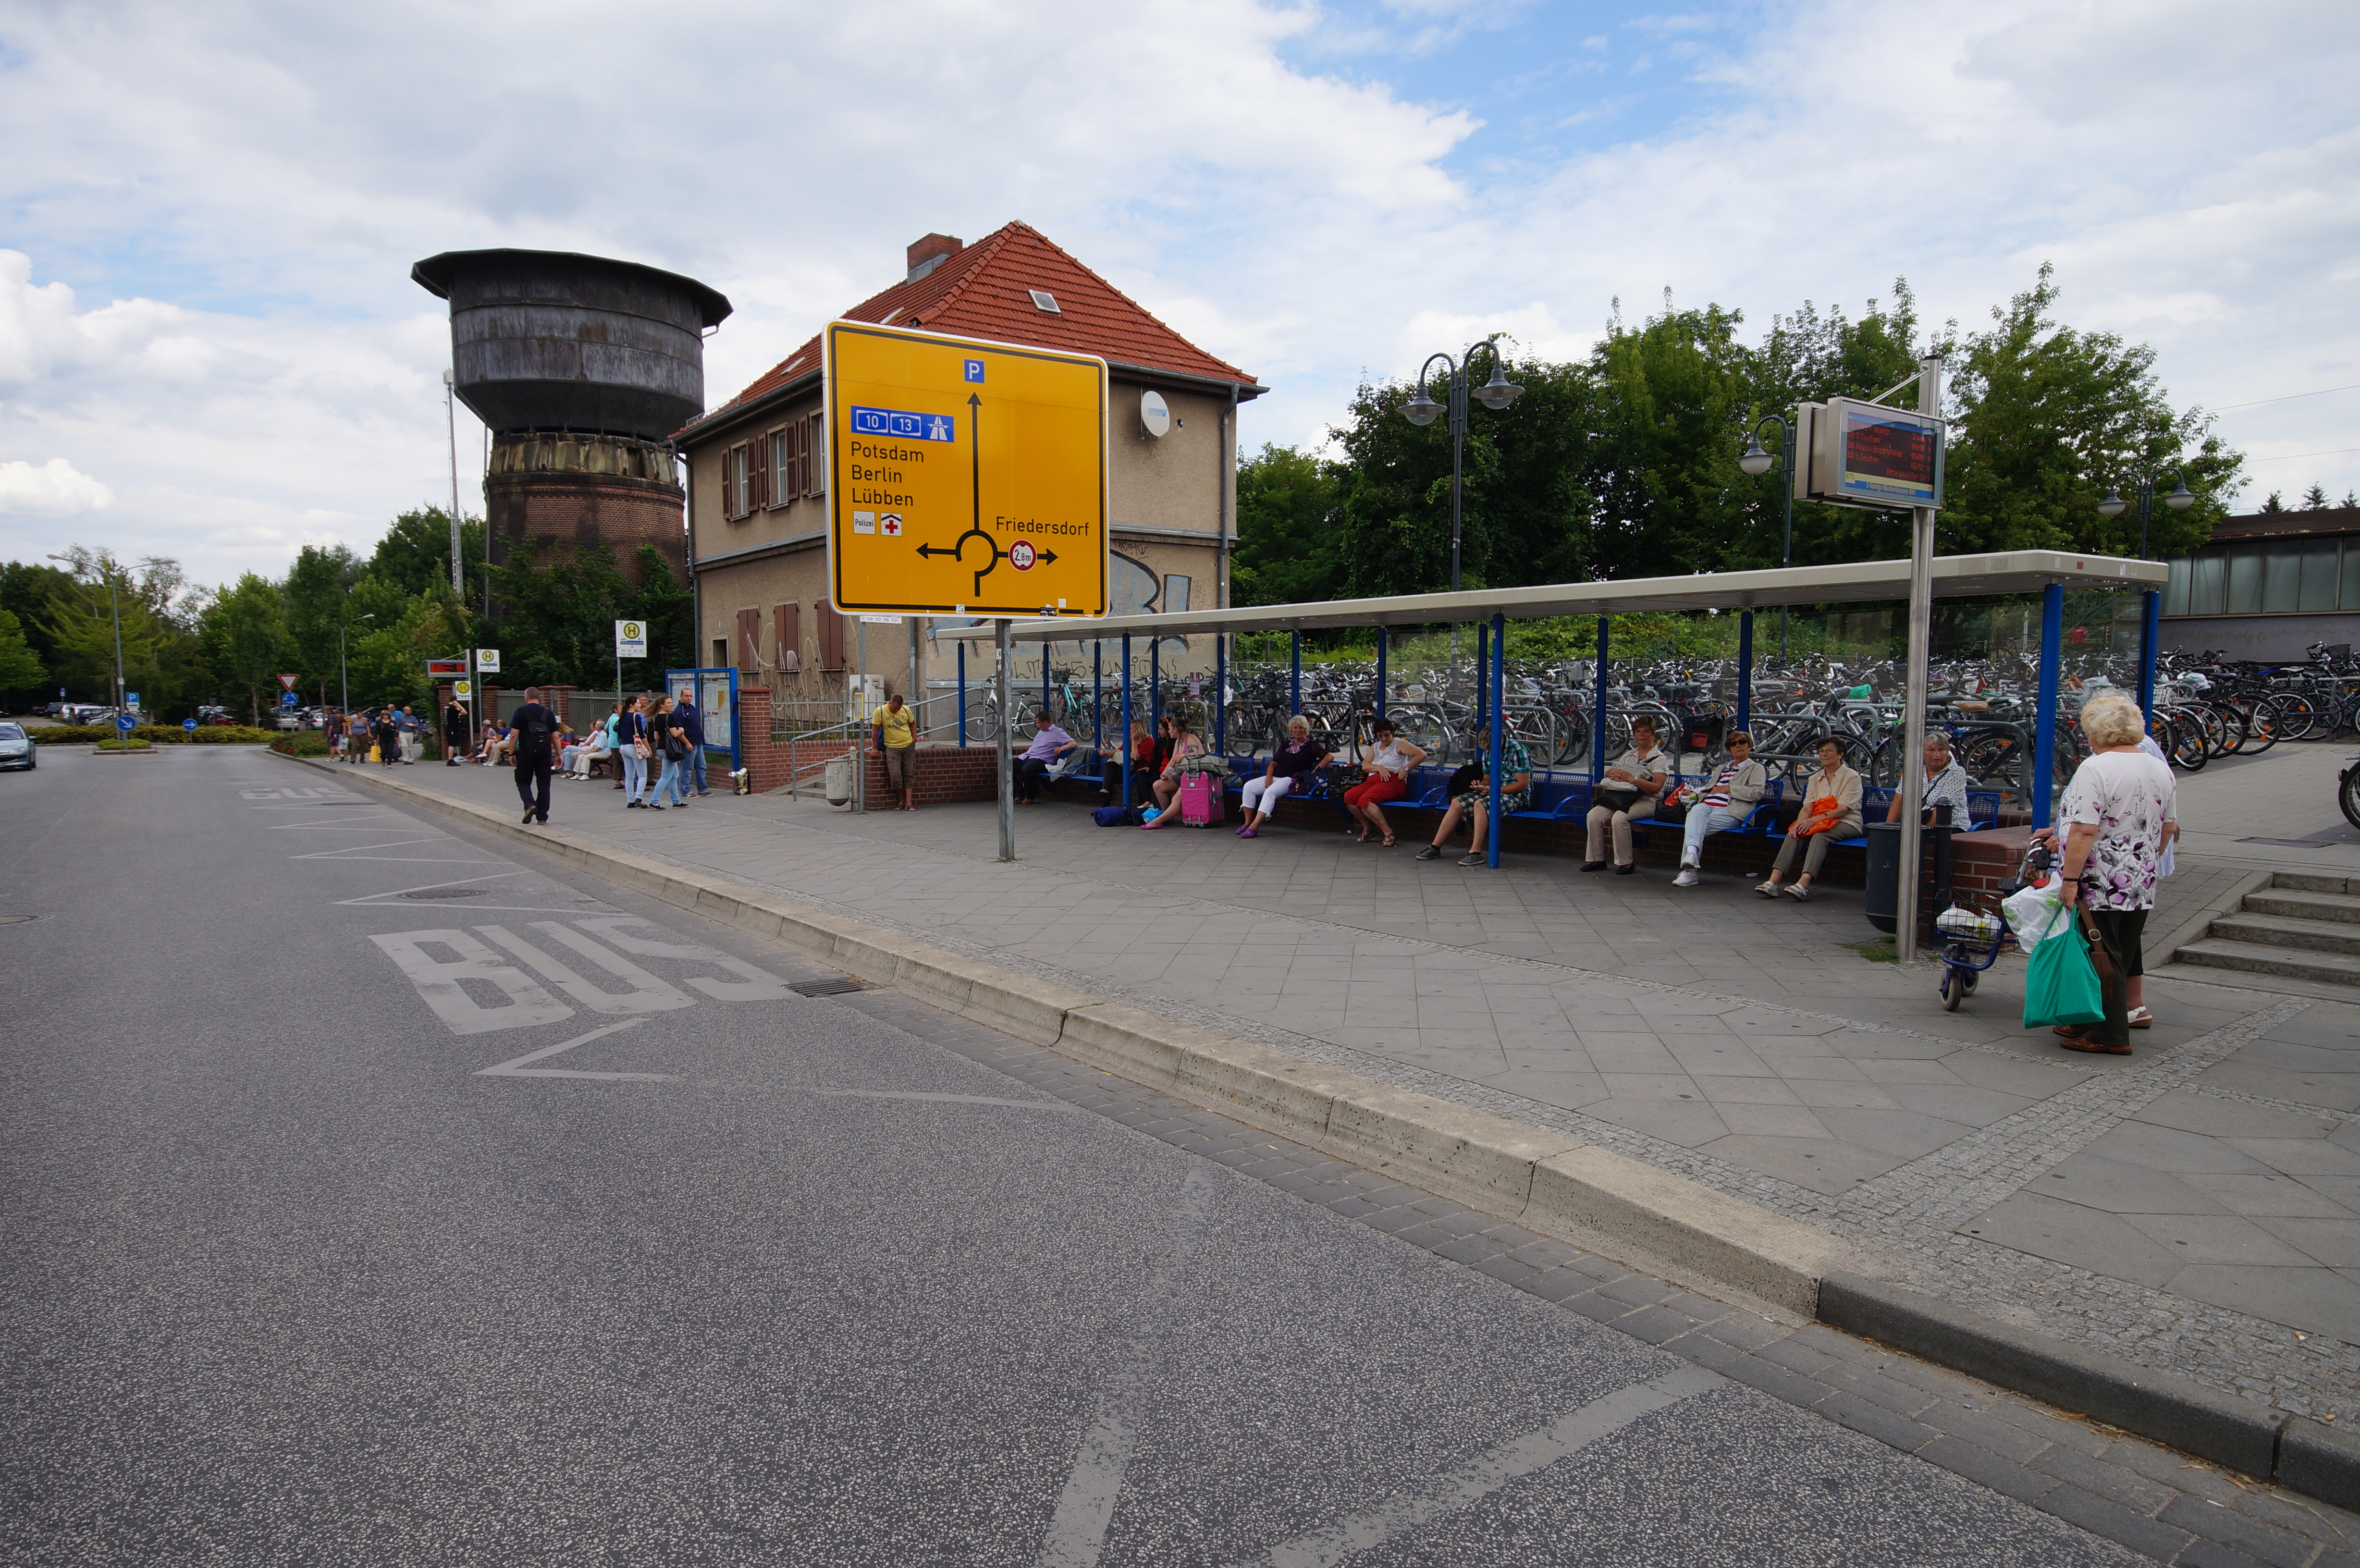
[369,508,485,600]
[0,561,77,686]
[201,573,288,724]
[1583,295,1757,578]
[1234,443,1343,606]
[484,542,690,690]
[0,608,46,696]
[2302,484,2330,511]
[282,544,361,694]
[40,549,205,713]
[1940,266,2240,558]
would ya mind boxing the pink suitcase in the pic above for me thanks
[1179,772,1226,827]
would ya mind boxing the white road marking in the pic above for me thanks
[571,916,794,1000]
[476,1018,675,1082]
[1034,1166,1221,1568]
[266,813,405,831]
[369,929,573,1035]
[1243,1366,1724,1568]
[336,872,529,904]
[478,923,694,1016]
[798,1088,1090,1114]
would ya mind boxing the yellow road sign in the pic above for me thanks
[825,320,1107,618]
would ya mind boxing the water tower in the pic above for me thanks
[412,249,733,582]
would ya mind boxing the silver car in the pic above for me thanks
[0,722,32,771]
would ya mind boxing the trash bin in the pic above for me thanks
[824,755,853,806]
[1865,821,1954,935]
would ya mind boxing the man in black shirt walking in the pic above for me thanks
[441,695,469,767]
[509,687,558,825]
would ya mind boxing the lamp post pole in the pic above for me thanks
[2098,469,2195,561]
[1738,413,1796,658]
[1402,337,1524,659]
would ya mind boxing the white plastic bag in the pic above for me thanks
[2002,881,2066,951]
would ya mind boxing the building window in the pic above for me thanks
[764,415,828,503]
[2163,538,2360,615]
[724,444,751,519]
[770,428,790,504]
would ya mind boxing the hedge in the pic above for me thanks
[269,733,332,757]
[30,723,279,745]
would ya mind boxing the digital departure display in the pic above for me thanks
[1837,405,1941,507]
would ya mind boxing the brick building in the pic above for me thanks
[675,224,1263,710]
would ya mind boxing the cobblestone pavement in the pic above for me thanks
[364,754,2360,1420]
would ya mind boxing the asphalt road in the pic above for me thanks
[0,746,2146,1566]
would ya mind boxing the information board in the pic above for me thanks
[1799,398,1944,511]
[825,320,1107,618]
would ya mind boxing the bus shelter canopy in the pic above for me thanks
[941,549,2167,641]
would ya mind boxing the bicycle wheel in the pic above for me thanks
[1553,706,1592,768]
[2165,711,2208,771]
[2234,701,2279,757]
[967,699,1001,745]
[1391,705,1450,765]
[1505,704,1559,768]
[2262,691,2319,743]
[2342,761,2360,832]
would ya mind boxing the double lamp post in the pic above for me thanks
[1402,337,1524,657]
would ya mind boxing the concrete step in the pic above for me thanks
[2210,912,2360,956]
[2244,888,2360,926]
[2176,937,2360,988]
[2271,870,2360,897]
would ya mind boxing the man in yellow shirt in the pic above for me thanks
[872,692,919,811]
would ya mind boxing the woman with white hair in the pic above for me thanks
[2051,692,2179,1054]
[1884,730,1971,827]
[1237,716,1329,839]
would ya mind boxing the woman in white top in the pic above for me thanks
[2052,693,2179,1055]
[1342,718,1426,847]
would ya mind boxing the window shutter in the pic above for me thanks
[817,599,845,671]
[786,418,806,497]
[751,432,770,509]
[807,414,826,495]
[736,607,761,670]
[773,603,800,671]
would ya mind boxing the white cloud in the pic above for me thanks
[0,0,2355,584]
[0,458,113,514]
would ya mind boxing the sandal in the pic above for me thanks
[1754,881,1779,898]
[2127,1006,2153,1029]
[1381,833,1396,848]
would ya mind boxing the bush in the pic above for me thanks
[29,725,111,743]
[134,724,275,745]
[95,737,152,751]
[270,733,332,757]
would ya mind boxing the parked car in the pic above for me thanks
[0,722,32,771]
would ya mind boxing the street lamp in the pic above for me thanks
[1402,338,1522,658]
[340,613,375,714]
[1737,414,1799,657]
[2097,469,2196,558]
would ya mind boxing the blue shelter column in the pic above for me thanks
[1150,638,1162,739]
[1487,612,1506,868]
[1043,641,1052,720]
[1375,628,1388,723]
[1290,631,1302,719]
[1590,617,1609,786]
[1120,634,1134,808]
[2032,583,2065,829]
[956,641,967,747]
[1736,612,1753,734]
[1093,640,1103,756]
[2138,590,2161,720]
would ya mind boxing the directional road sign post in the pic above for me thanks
[182,718,197,744]
[825,320,1107,620]
[116,714,136,734]
[825,320,1108,863]
[614,621,645,719]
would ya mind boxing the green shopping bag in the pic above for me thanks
[2022,900,2104,1029]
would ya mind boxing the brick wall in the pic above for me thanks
[734,686,1000,807]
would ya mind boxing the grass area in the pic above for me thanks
[1844,937,1900,964]
[95,738,153,751]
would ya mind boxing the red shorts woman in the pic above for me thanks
[1341,720,1425,847]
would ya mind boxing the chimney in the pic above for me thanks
[906,233,962,282]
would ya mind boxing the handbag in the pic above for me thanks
[1595,781,1640,812]
[1794,795,1843,836]
[2022,901,2105,1028]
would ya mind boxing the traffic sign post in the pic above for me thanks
[824,321,1108,618]
[115,714,135,734]
[182,718,197,744]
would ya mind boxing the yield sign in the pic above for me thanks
[278,674,301,690]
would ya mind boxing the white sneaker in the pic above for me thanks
[1680,848,1700,868]
[1673,868,1700,888]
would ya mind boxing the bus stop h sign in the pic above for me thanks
[824,320,1107,618]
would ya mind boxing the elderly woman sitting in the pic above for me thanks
[560,725,613,779]
[1671,731,1765,887]
[1584,715,1671,875]
[1885,730,1970,827]
[1238,717,1328,838]
[1756,736,1862,900]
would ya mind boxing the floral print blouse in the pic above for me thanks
[2062,750,2178,911]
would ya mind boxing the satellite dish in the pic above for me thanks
[1140,389,1171,440]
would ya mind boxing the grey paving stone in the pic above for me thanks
[1810,1362,1939,1422]
[1919,1399,2057,1464]
[1596,1273,1674,1309]
[2157,1493,2321,1568]
[1915,1434,2064,1507]
[1610,1305,1703,1346]
[1960,1191,2196,1288]
[1815,1390,1939,1454]
[2037,1482,2196,1561]
[1720,1353,1830,1408]
[1559,1290,1635,1326]
[1700,1314,1793,1353]
[2028,1443,2181,1516]
[1753,1335,1841,1378]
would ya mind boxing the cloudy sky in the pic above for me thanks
[2,0,2354,587]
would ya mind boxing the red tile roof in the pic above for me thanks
[680,222,1255,440]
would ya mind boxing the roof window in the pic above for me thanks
[1028,290,1060,314]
